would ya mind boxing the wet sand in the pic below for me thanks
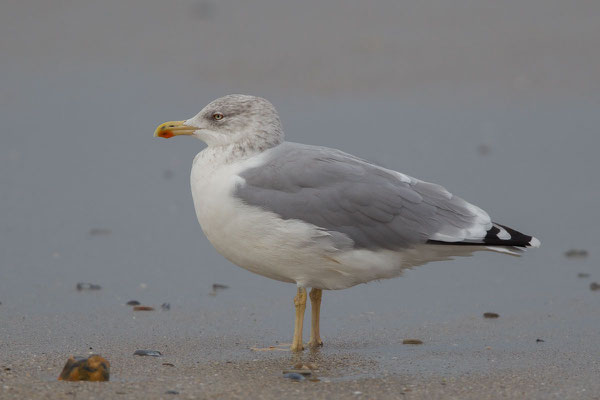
[2,293,599,399]
[2,359,598,400]
[2,0,600,398]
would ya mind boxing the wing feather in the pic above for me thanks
[236,142,493,250]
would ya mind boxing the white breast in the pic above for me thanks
[190,148,319,284]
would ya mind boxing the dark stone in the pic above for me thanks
[133,350,162,357]
[402,339,423,345]
[565,249,588,259]
[76,283,101,291]
[283,372,306,381]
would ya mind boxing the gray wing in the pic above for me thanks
[235,142,493,251]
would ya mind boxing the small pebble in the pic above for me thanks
[133,350,162,357]
[577,273,590,278]
[209,283,230,296]
[536,338,545,342]
[282,369,313,376]
[590,282,600,291]
[76,283,101,291]
[564,249,588,259]
[58,355,109,381]
[165,390,179,395]
[402,339,423,345]
[126,300,140,306]
[283,372,306,381]
[161,303,171,311]
[483,312,500,319]
[133,306,154,311]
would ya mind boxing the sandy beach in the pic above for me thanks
[1,0,600,398]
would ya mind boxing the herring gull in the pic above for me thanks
[154,94,540,352]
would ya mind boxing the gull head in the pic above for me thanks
[154,94,284,149]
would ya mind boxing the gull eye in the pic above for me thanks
[212,112,224,121]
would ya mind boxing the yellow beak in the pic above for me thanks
[154,120,197,138]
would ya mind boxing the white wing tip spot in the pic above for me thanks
[496,226,512,240]
[529,236,541,248]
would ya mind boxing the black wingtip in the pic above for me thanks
[491,223,540,248]
[427,222,540,248]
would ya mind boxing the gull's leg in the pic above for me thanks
[308,288,323,348]
[291,287,307,352]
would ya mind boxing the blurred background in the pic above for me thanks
[1,0,599,374]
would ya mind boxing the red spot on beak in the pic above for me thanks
[159,132,175,138]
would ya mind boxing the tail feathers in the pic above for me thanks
[428,222,540,248]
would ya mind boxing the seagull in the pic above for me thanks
[154,94,540,352]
